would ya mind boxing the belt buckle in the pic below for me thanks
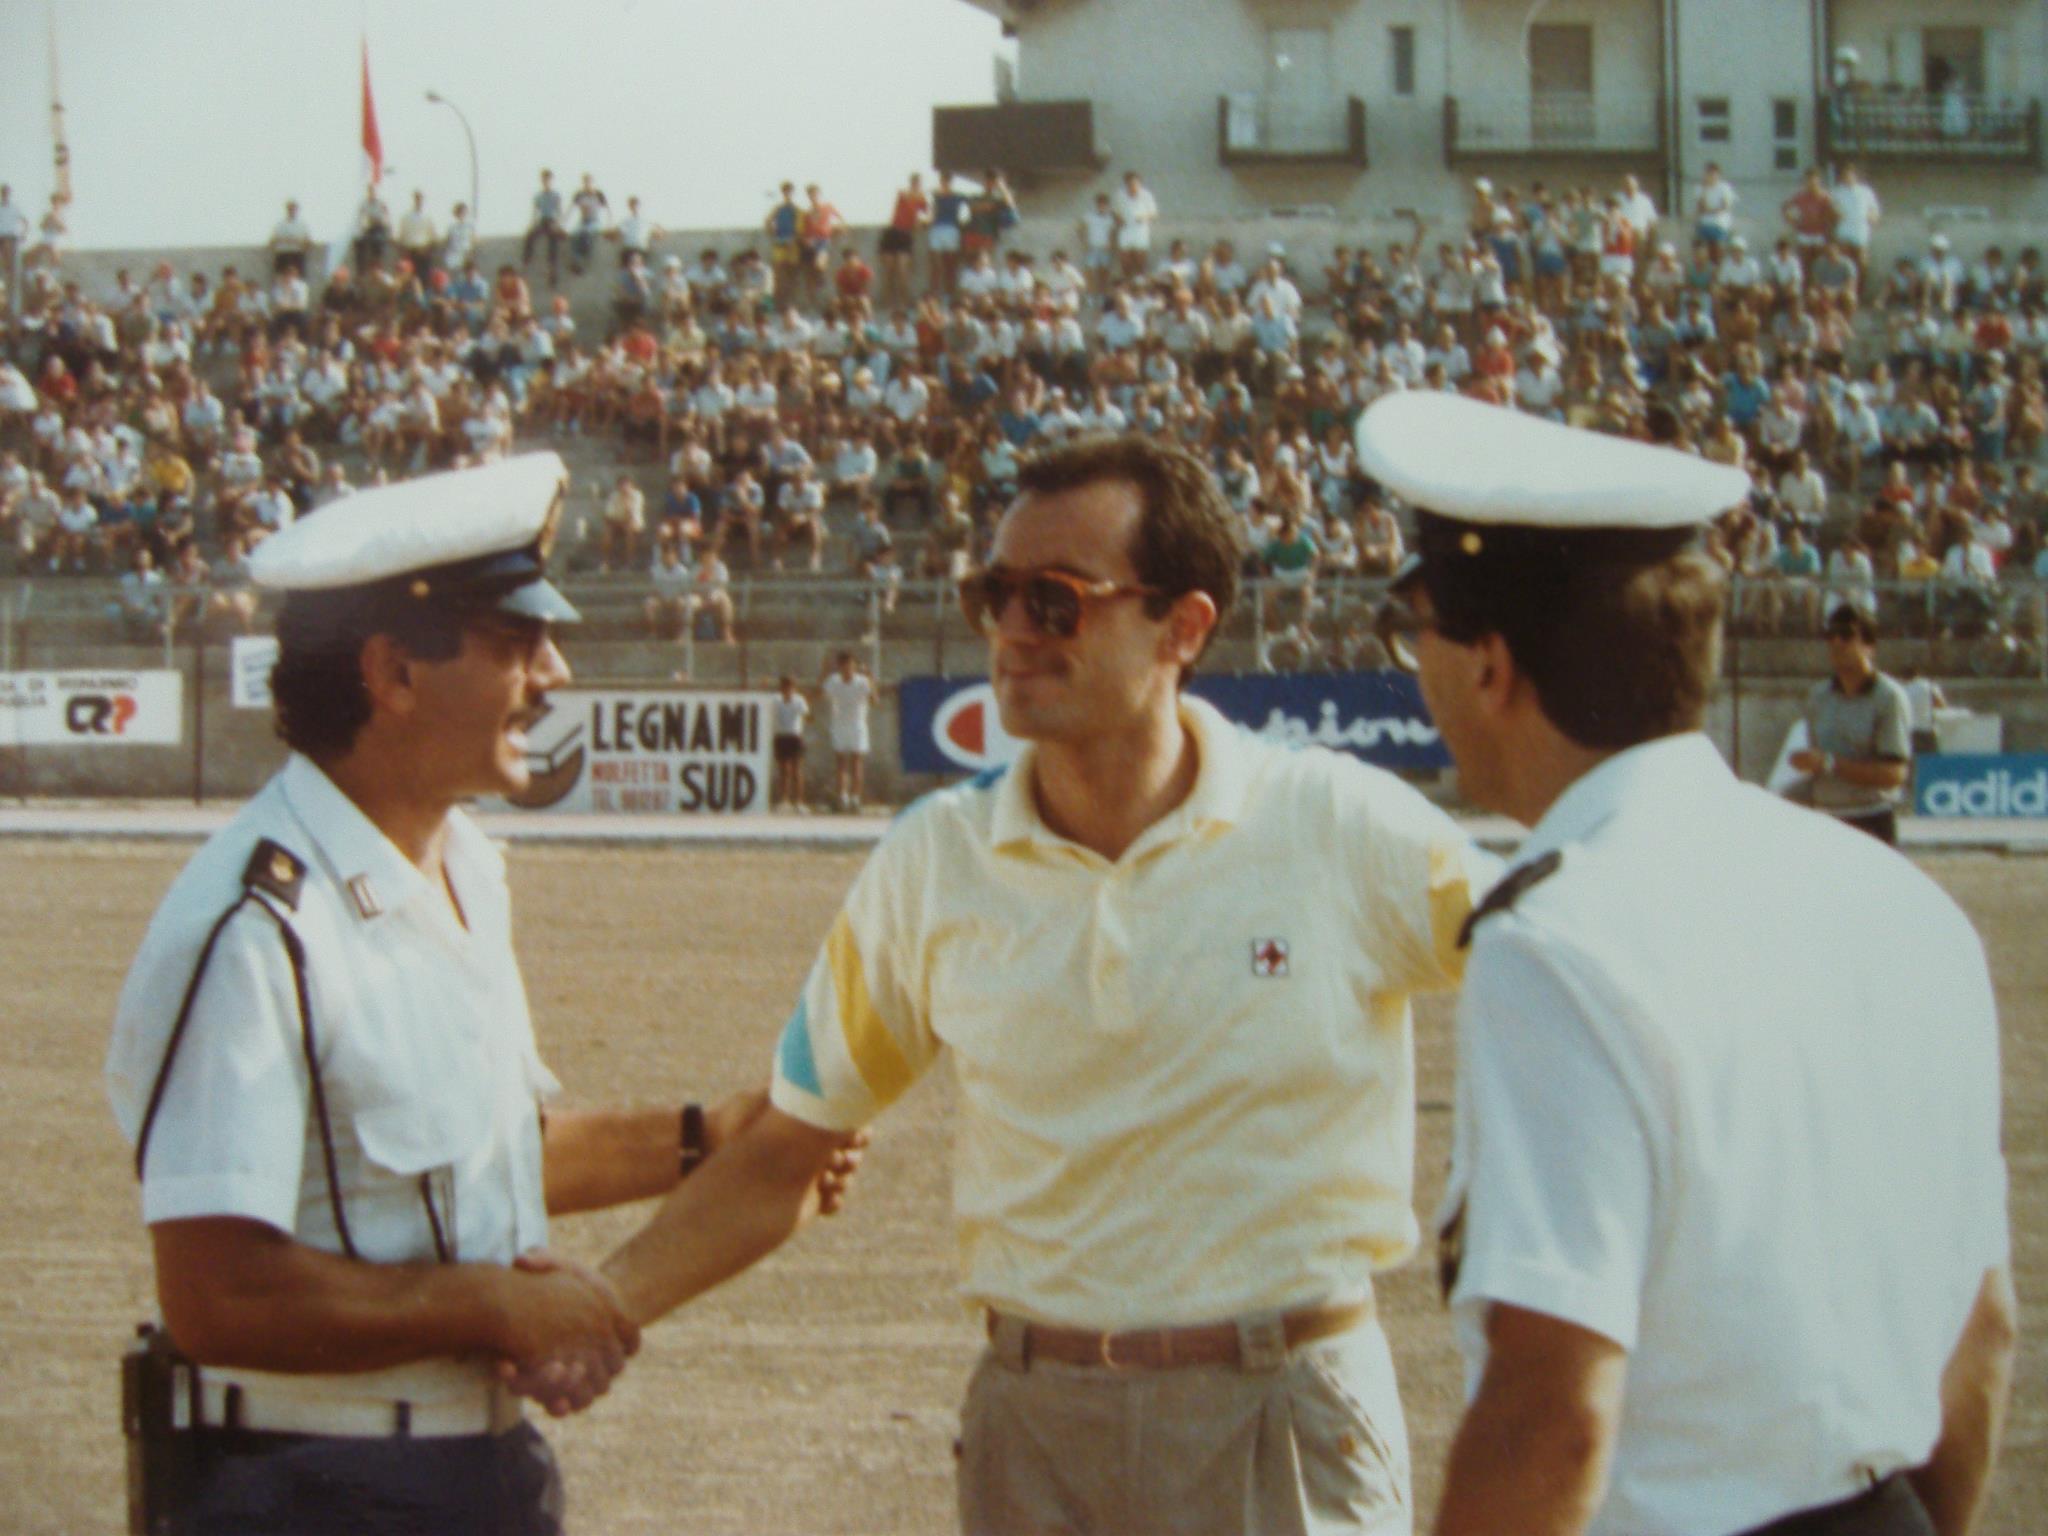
[1237,1315,1288,1373]
[1097,1329,1132,1371]
[1096,1326,1171,1370]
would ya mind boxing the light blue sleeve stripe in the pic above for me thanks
[775,998,823,1096]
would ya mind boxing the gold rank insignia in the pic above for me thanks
[241,838,306,911]
[347,875,383,919]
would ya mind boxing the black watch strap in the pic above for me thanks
[680,1102,706,1178]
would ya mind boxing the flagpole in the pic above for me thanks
[48,3,70,208]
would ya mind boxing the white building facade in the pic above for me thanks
[941,0,2046,263]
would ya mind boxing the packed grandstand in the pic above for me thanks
[1,162,2044,669]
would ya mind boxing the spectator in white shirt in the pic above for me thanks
[1829,164,1880,286]
[1919,235,1964,312]
[442,202,476,273]
[1942,523,1996,582]
[1077,385,1128,436]
[267,199,315,277]
[1692,161,1738,248]
[614,195,658,267]
[1206,239,1249,296]
[398,191,440,276]
[1246,257,1303,323]
[1776,450,1830,527]
[1425,324,1471,385]
[1098,294,1145,353]
[1384,322,1427,386]
[1515,353,1565,420]
[1111,171,1159,279]
[1833,387,1885,492]
[883,370,930,425]
[1825,534,1877,618]
[1617,174,1659,245]
[1077,192,1118,293]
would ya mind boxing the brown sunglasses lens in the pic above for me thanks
[961,572,1084,637]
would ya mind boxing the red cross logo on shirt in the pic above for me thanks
[1251,938,1290,977]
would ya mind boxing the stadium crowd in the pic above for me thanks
[2,160,2046,656]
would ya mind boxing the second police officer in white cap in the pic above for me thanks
[1356,395,2013,1536]
[106,454,858,1534]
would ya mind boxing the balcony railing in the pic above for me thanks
[1820,92,2043,169]
[932,100,1107,177]
[1218,94,1369,168]
[1444,92,1664,160]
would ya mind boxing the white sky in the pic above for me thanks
[0,0,1004,252]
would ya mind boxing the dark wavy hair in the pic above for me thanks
[269,588,466,759]
[1013,434,1244,668]
[1418,517,1725,750]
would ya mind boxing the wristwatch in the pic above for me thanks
[679,1102,706,1178]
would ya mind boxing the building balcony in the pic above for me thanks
[1819,92,2043,169]
[932,99,1107,178]
[1218,94,1368,168]
[1443,92,1664,162]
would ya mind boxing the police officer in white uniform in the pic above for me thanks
[106,454,820,1534]
[1356,395,2015,1536]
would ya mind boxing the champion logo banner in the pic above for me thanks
[898,672,1450,776]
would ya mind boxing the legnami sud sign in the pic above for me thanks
[484,690,776,814]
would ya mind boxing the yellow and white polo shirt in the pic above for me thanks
[771,696,1495,1329]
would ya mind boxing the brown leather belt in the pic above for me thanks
[989,1300,1371,1371]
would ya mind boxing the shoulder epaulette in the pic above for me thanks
[1457,849,1562,950]
[242,838,307,912]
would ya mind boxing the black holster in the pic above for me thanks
[122,1323,200,1536]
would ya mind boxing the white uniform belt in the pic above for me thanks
[191,1375,523,1438]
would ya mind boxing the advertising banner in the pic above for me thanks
[898,672,1449,776]
[1913,754,2048,818]
[0,670,183,747]
[230,636,281,711]
[483,689,775,815]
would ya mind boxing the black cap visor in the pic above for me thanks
[494,577,581,625]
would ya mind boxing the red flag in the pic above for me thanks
[360,39,383,185]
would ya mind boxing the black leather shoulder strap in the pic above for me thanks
[1457,849,1563,951]
[134,839,359,1260]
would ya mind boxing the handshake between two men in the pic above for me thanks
[495,1088,870,1420]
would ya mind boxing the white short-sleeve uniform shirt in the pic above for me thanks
[1444,734,2007,1535]
[107,756,560,1410]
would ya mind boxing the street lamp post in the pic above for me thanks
[424,90,479,236]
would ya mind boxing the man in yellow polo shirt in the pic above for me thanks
[599,436,1495,1535]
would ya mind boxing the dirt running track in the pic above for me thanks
[1,840,2040,1534]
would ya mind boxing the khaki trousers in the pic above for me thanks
[957,1314,1409,1536]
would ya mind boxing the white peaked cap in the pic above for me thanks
[1355,394,1750,530]
[251,452,574,613]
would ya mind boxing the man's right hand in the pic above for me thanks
[494,1250,640,1417]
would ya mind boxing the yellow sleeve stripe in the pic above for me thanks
[827,911,915,1106]
[1428,844,1474,984]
